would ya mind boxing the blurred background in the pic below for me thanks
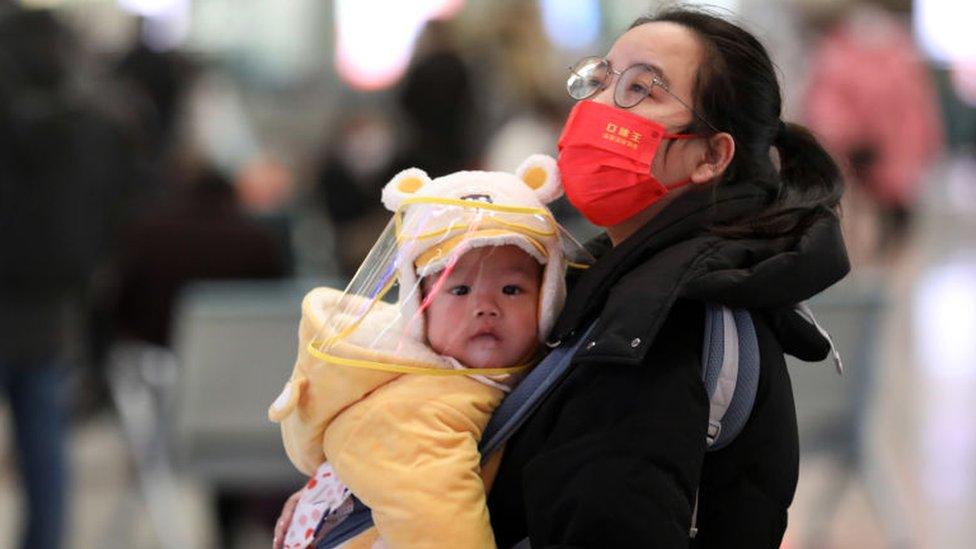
[1,0,974,547]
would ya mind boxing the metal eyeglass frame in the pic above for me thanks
[567,56,720,134]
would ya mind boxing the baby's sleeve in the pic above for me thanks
[269,372,323,476]
[269,286,396,476]
[323,397,497,549]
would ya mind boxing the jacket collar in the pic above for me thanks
[549,182,767,342]
[548,182,849,366]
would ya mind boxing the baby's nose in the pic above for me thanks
[474,299,500,317]
[591,74,617,107]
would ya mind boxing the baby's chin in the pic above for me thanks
[454,350,513,370]
[454,344,533,370]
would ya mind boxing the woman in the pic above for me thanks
[277,7,848,548]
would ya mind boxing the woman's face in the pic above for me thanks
[591,21,707,187]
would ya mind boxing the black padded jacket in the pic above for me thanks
[487,181,850,548]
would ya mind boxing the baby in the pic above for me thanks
[269,155,573,548]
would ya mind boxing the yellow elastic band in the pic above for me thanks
[397,220,557,244]
[321,276,398,346]
[393,197,558,243]
[399,196,553,217]
[490,215,558,238]
[306,341,531,376]
[413,230,547,271]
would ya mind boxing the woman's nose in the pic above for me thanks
[591,83,615,106]
[591,74,617,107]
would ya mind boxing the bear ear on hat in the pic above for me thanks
[516,154,562,205]
[382,168,432,212]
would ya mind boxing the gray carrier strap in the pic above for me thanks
[690,304,761,539]
[479,321,599,463]
[701,304,761,451]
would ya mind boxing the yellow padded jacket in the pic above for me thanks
[269,287,506,548]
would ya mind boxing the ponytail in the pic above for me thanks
[746,121,844,236]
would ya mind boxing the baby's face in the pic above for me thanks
[422,245,542,369]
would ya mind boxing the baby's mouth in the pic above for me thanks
[470,329,501,344]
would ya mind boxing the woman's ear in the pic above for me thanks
[515,154,563,204]
[691,132,735,184]
[382,168,431,211]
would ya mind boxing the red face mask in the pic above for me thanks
[557,100,700,227]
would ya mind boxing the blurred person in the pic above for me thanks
[316,21,481,277]
[480,2,599,241]
[313,111,400,278]
[114,17,195,156]
[803,0,943,265]
[236,153,297,270]
[113,162,288,347]
[0,6,136,549]
[478,1,563,130]
[397,19,481,177]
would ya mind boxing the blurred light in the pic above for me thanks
[540,0,600,50]
[916,257,976,506]
[119,0,189,51]
[921,373,976,505]
[334,0,462,90]
[915,258,976,380]
[118,0,181,17]
[915,0,976,64]
[917,260,976,507]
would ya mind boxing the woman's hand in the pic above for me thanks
[273,489,302,549]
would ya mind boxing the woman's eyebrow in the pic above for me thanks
[611,53,673,89]
[641,62,671,88]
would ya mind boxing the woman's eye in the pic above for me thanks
[629,82,650,95]
[502,285,522,295]
[449,285,470,296]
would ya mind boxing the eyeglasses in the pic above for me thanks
[566,56,719,133]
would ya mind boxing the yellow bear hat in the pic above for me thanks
[381,153,566,342]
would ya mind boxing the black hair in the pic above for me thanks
[632,7,843,237]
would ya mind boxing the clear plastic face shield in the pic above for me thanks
[303,156,594,379]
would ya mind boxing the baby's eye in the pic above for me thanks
[449,285,470,296]
[502,285,522,295]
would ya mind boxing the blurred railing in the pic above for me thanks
[108,278,341,548]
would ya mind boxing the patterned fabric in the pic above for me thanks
[283,462,352,549]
